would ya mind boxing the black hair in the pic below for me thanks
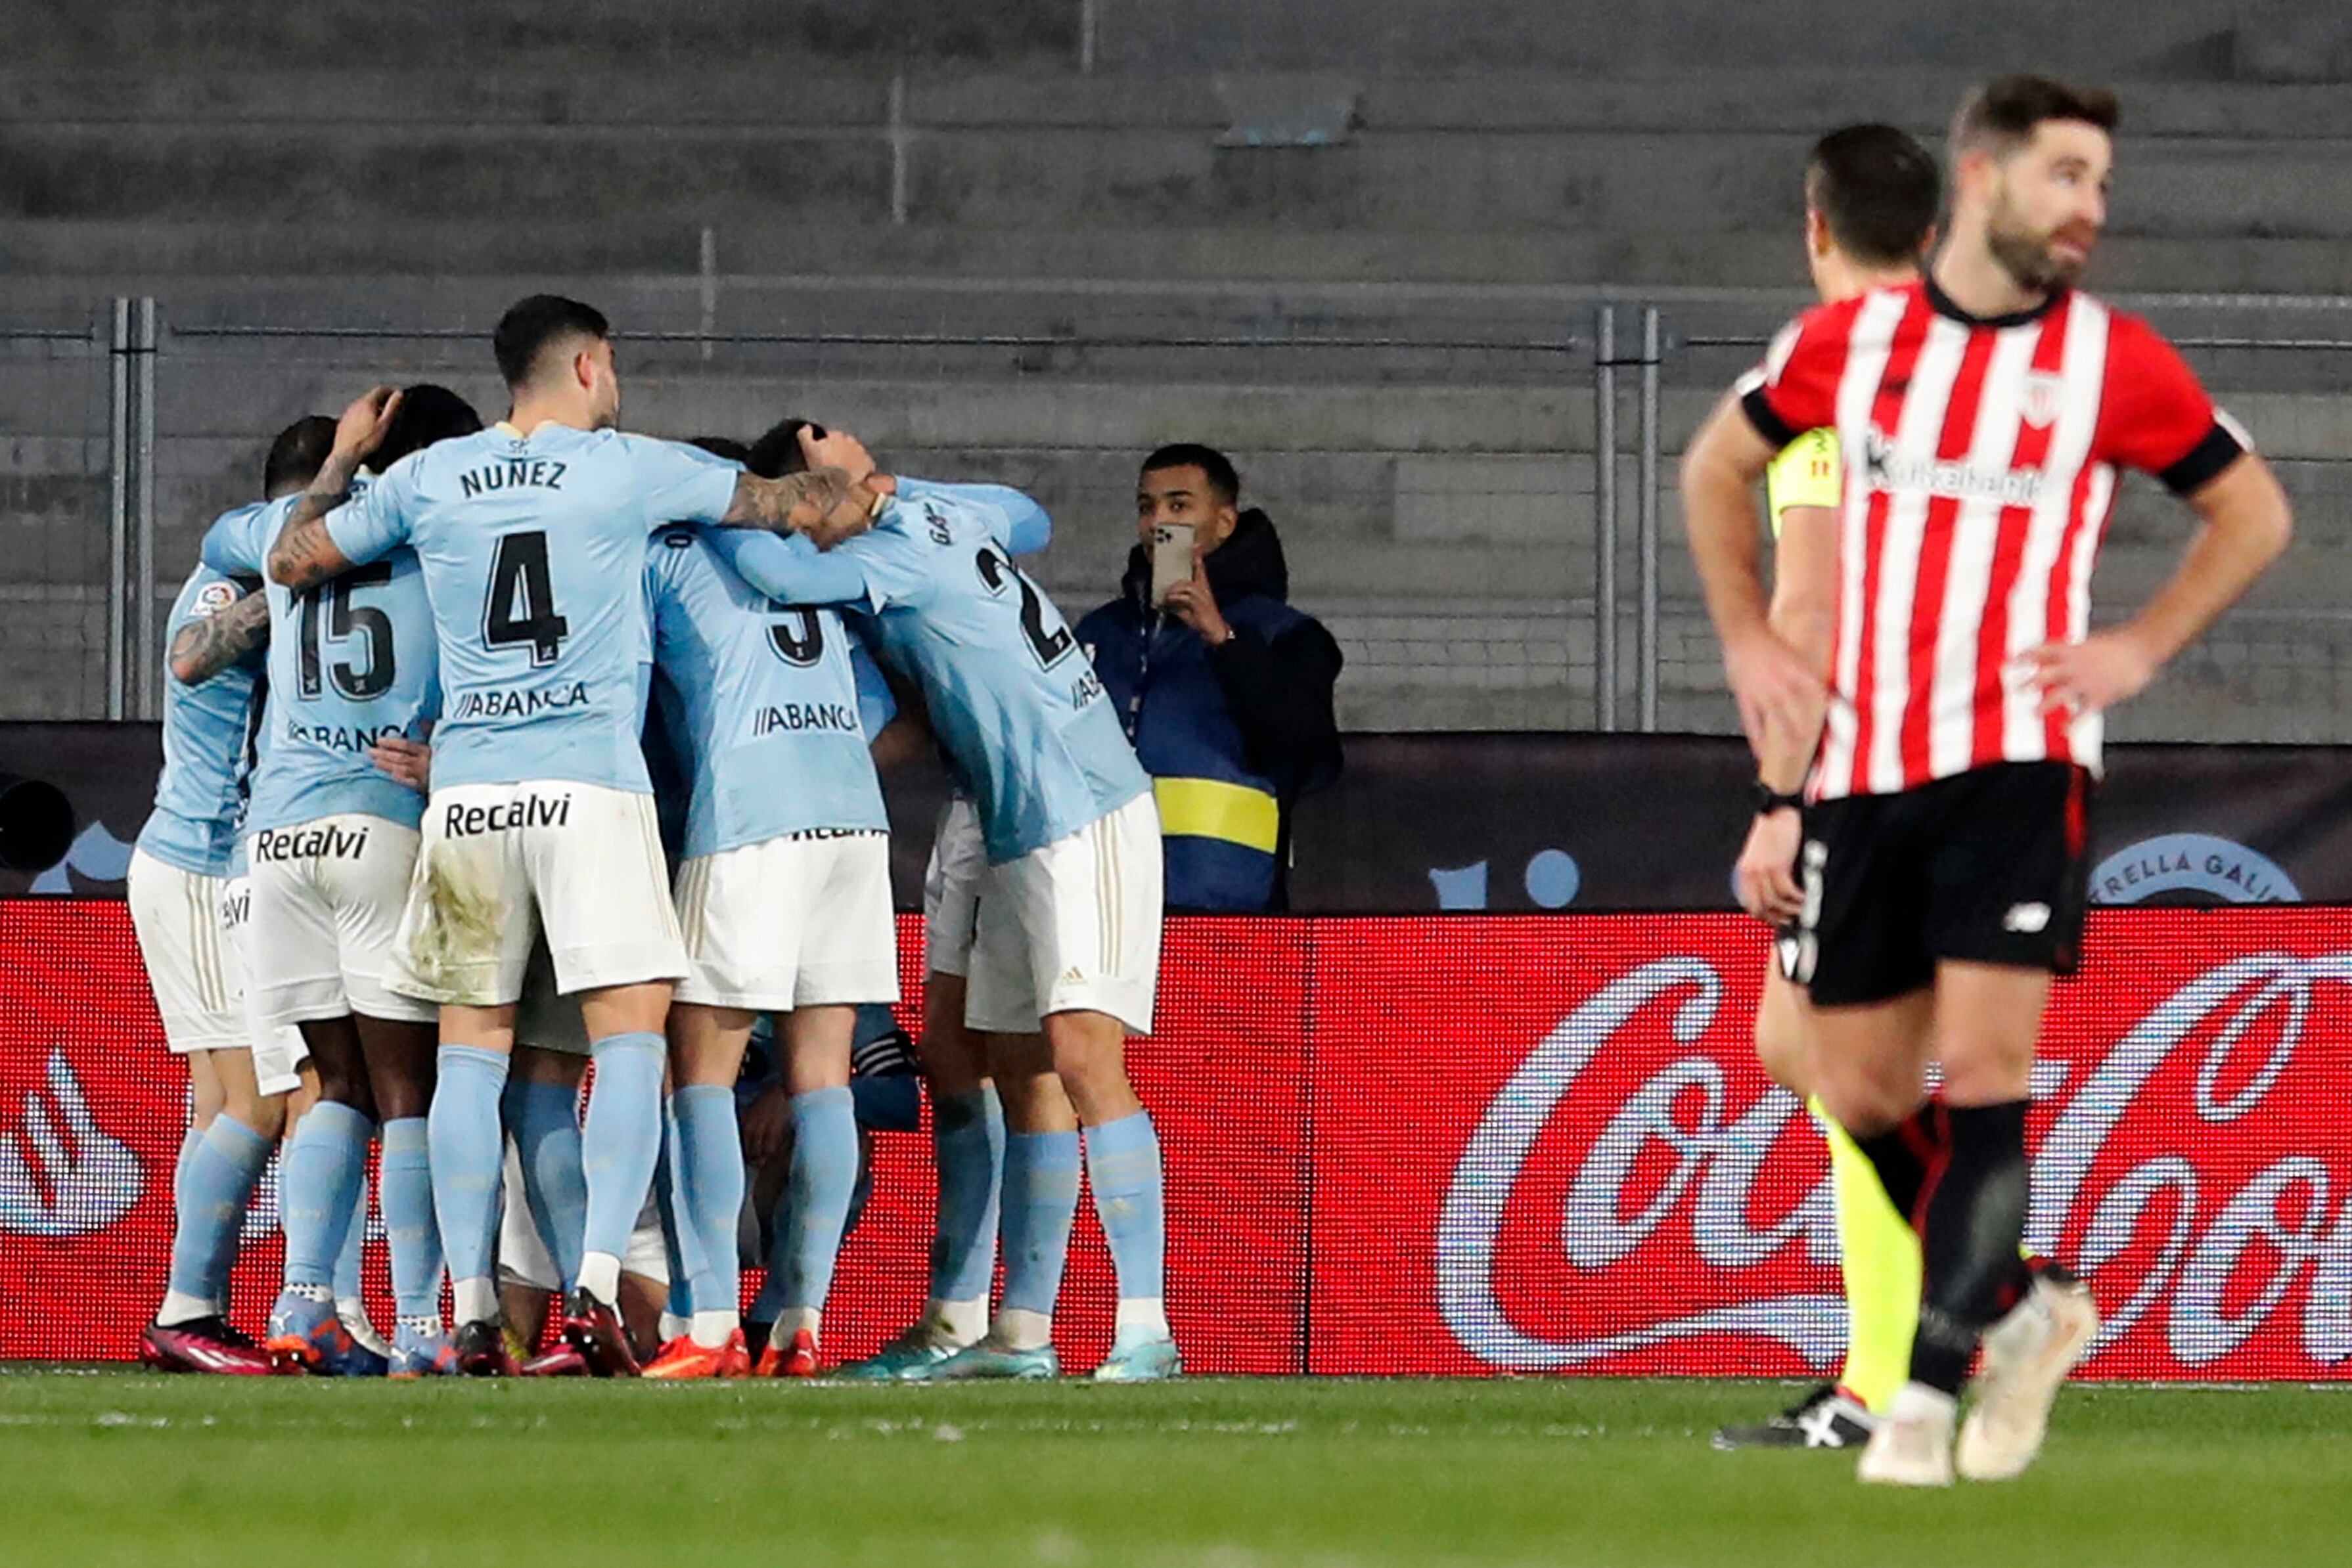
[688,436,752,464]
[746,418,823,479]
[261,415,336,499]
[1139,443,1239,506]
[1805,123,1941,269]
[1952,75,2120,157]
[370,384,484,473]
[491,294,611,390]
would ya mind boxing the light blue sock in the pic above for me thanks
[333,1157,370,1303]
[579,1032,665,1295]
[1085,1111,1167,1314]
[931,1086,1005,1306]
[673,1085,745,1326]
[379,1118,443,1323]
[428,1046,510,1301]
[502,1076,587,1291]
[652,1108,699,1319]
[997,1129,1080,1318]
[784,1086,857,1317]
[279,1100,373,1293]
[165,1115,271,1312]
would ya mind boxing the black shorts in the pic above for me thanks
[1789,761,2092,1008]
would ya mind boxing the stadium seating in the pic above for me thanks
[7,1,2352,736]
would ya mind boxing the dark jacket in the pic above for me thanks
[1075,508,1343,911]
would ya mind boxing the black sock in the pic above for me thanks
[1853,1103,1947,1224]
[1908,1099,2035,1395]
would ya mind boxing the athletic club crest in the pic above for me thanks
[2022,370,2065,429]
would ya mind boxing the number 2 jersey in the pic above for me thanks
[704,478,1150,864]
[323,422,741,794]
[202,478,438,834]
[643,526,888,859]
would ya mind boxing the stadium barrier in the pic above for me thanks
[5,900,2350,1380]
[7,723,2352,909]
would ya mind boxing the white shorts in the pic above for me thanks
[965,794,1164,1037]
[675,831,899,1011]
[246,815,437,1027]
[922,797,987,979]
[496,1140,669,1293]
[227,877,311,1098]
[388,780,687,1008]
[127,850,308,1092]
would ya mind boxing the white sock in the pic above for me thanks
[1115,1297,1169,1339]
[397,1314,443,1339]
[690,1310,739,1349]
[283,1281,334,1305]
[577,1251,622,1305]
[452,1275,500,1327]
[659,1311,692,1345]
[929,1296,987,1345]
[156,1289,215,1328]
[781,1307,820,1338]
[1891,1381,1960,1424]
[995,1307,1052,1352]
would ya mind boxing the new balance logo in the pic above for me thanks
[2004,903,2052,933]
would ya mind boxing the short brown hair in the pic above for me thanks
[1951,74,2119,158]
[1805,124,1940,268]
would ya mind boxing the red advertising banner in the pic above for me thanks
[5,901,2351,1379]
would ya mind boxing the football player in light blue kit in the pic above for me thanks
[193,386,482,1378]
[263,295,887,1374]
[130,420,334,1376]
[706,426,1180,1382]
[639,426,900,1379]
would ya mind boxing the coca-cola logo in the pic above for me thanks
[1438,950,2352,1376]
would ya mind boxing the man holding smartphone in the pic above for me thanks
[1075,445,1344,912]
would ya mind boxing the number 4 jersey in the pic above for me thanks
[202,480,439,835]
[323,422,741,794]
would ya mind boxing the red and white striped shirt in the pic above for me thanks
[1741,278,2246,801]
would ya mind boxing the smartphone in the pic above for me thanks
[1150,522,1196,607]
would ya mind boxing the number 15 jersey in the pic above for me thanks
[326,422,740,794]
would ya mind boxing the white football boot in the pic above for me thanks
[1857,1383,1958,1487]
[1957,1267,2099,1482]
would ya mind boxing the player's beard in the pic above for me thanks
[1987,203,2094,294]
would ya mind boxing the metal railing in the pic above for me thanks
[9,289,2352,744]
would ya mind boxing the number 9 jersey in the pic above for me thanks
[323,422,742,794]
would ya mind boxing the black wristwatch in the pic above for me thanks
[1752,781,1804,817]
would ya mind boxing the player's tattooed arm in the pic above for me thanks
[717,466,896,549]
[168,590,270,686]
[267,386,403,589]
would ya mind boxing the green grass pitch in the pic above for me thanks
[3,1372,2347,1566]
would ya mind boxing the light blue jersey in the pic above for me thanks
[645,526,888,859]
[323,423,740,793]
[202,486,437,834]
[137,546,265,877]
[849,631,895,743]
[703,479,1148,863]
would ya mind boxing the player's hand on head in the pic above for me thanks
[1723,627,1826,761]
[1734,807,1803,924]
[334,385,404,463]
[798,424,877,485]
[2026,630,2158,718]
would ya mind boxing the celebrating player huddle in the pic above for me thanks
[132,294,1176,1382]
[125,68,2297,1489]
